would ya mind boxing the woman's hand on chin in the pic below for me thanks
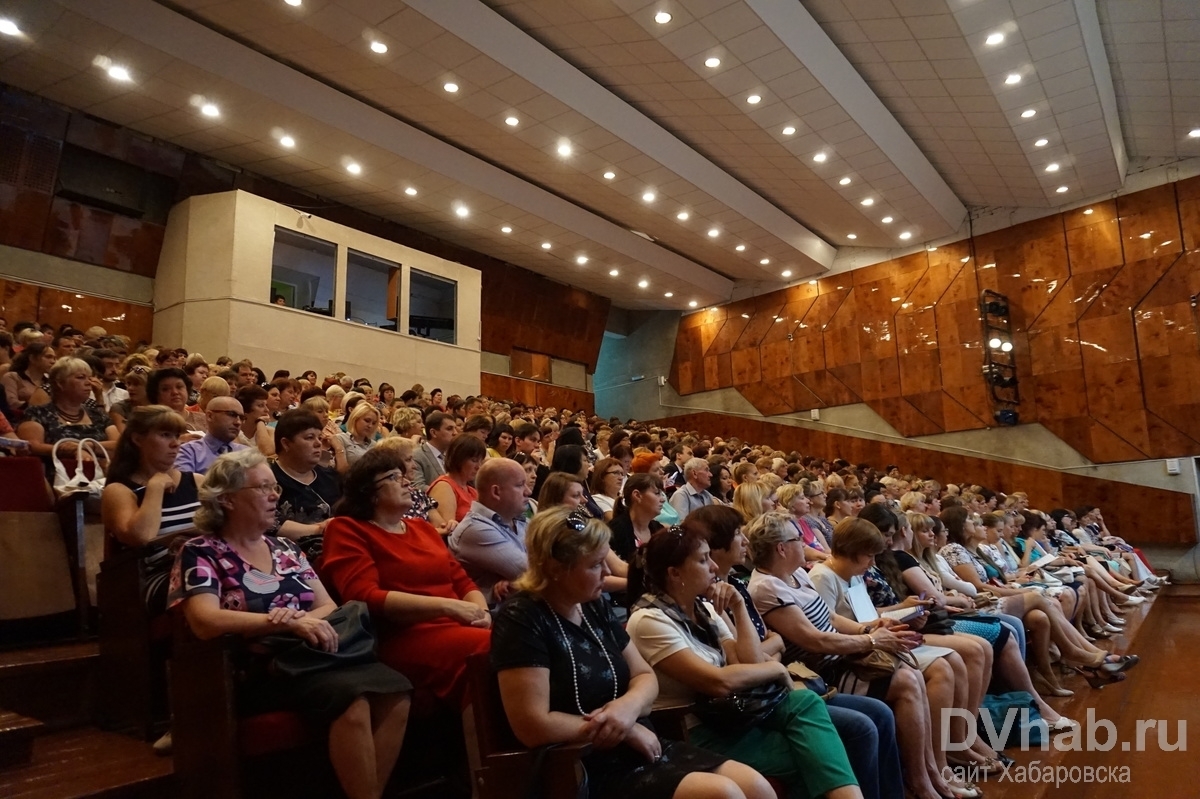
[705,581,743,616]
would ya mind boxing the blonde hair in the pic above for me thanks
[345,401,379,436]
[899,491,927,512]
[302,396,330,416]
[389,407,423,435]
[733,481,771,524]
[374,435,415,459]
[758,473,784,494]
[514,506,610,596]
[775,483,806,510]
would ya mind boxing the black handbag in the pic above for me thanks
[259,600,379,677]
[921,608,957,636]
[692,680,790,733]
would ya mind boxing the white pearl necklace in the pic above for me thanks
[550,605,618,716]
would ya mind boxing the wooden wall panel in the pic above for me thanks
[669,178,1200,463]
[652,412,1195,546]
[0,280,152,343]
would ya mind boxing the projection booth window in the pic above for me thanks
[345,249,401,330]
[270,228,337,315]
[409,269,457,345]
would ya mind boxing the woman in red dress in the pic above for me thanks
[322,448,491,708]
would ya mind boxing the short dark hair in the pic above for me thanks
[147,367,188,403]
[444,434,487,473]
[236,385,269,414]
[463,414,493,435]
[424,411,455,437]
[334,447,406,521]
[274,409,324,451]
[641,526,707,594]
[513,422,539,440]
[681,504,744,552]
[550,444,588,476]
[858,503,897,534]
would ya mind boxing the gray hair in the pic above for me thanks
[195,448,268,533]
[683,457,710,479]
[745,511,794,568]
[48,357,93,393]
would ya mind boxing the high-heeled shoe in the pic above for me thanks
[1086,624,1111,639]
[1066,664,1127,689]
[1034,672,1074,697]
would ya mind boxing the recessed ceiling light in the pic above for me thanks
[747,94,762,105]
[881,216,893,224]
[781,270,792,278]
[1005,73,1021,85]
[655,11,672,24]
[1045,162,1060,172]
[541,242,552,250]
[642,191,656,203]
[847,234,857,239]
[760,258,770,265]
[928,246,938,252]
[1035,138,1048,147]
[403,186,417,196]
[689,300,698,308]
[557,141,572,157]
[985,32,1005,45]
[200,103,220,118]
[899,231,912,240]
[1021,109,1036,118]
[0,19,21,36]
[707,228,719,237]
[610,269,620,276]
[369,40,388,54]
[504,116,519,126]
[704,56,721,68]
[1056,185,1068,193]
[284,0,301,5]
[107,65,132,82]
[455,205,469,218]
[576,256,588,265]
[501,225,512,233]
[839,177,851,185]
[638,279,649,288]
[813,152,827,163]
[735,244,746,251]
[860,197,874,206]
[345,161,361,175]
[782,126,796,136]
[443,82,459,93]
[1188,129,1200,138]
[665,292,674,298]
[603,170,616,180]
[676,211,689,221]
[1083,209,1093,215]
[279,135,295,148]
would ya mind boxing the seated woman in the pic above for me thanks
[18,357,119,464]
[684,505,903,799]
[1,341,55,422]
[491,506,774,799]
[427,434,486,528]
[270,409,342,562]
[939,507,1135,690]
[541,472,628,595]
[373,437,455,534]
[732,482,775,527]
[333,402,381,473]
[589,456,625,522]
[146,366,203,436]
[800,482,836,546]
[745,512,969,799]
[608,473,666,565]
[630,452,681,526]
[811,513,1012,774]
[550,444,605,519]
[777,484,830,565]
[101,406,204,610]
[707,462,734,505]
[169,449,411,799]
[321,448,491,709]
[485,422,514,459]
[628,525,864,799]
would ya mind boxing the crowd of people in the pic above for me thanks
[0,318,1166,799]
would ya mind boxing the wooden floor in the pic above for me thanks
[0,727,171,798]
[980,587,1197,799]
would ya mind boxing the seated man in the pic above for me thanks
[448,458,530,606]
[174,395,248,474]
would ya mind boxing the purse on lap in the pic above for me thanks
[259,600,379,677]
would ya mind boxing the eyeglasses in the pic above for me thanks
[213,410,246,421]
[781,536,803,545]
[243,482,283,497]
[375,471,411,486]
[604,470,623,478]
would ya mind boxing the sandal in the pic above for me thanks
[1068,665,1127,689]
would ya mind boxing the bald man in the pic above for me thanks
[448,458,531,605]
[175,396,248,473]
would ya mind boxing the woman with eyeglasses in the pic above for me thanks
[322,448,491,710]
[101,405,204,610]
[169,448,412,799]
[589,456,625,522]
[491,506,774,799]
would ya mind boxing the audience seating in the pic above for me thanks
[463,651,589,799]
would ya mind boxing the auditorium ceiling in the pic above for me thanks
[0,0,1197,310]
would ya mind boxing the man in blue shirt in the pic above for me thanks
[448,458,531,606]
[175,396,247,473]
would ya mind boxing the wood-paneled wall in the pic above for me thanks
[0,83,611,374]
[653,412,1195,546]
[669,176,1200,464]
[480,373,595,416]
[0,279,153,343]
